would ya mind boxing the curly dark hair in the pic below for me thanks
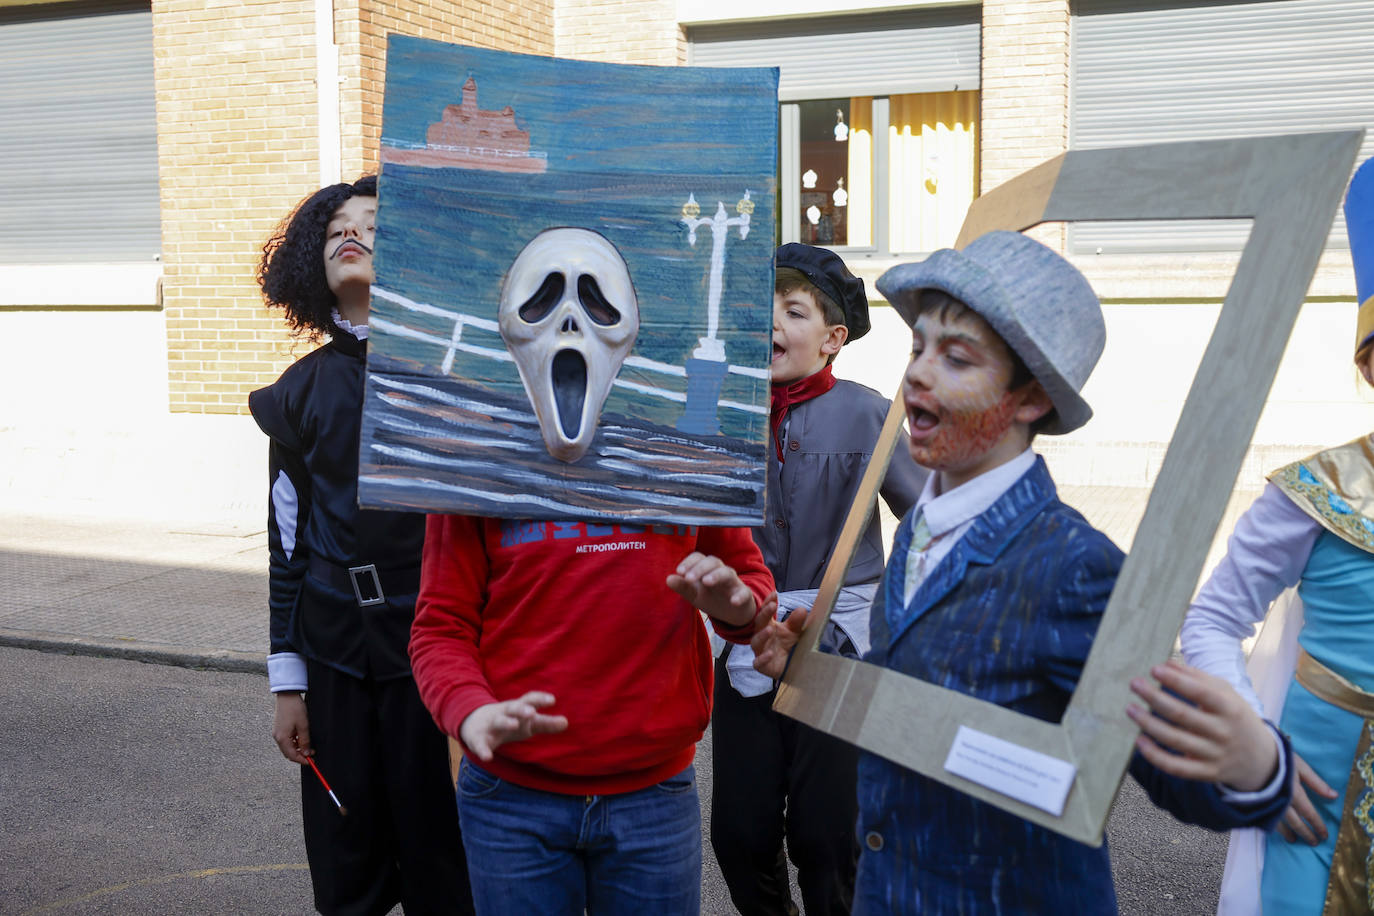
[258,175,378,339]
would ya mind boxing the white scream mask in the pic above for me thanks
[498,228,640,463]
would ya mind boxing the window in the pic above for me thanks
[0,0,161,265]
[1070,0,1374,253]
[689,5,982,257]
[782,90,978,255]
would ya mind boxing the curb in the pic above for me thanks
[0,630,266,676]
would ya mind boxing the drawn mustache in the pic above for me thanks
[329,238,373,259]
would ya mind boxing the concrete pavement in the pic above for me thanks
[0,484,1262,672]
[0,511,268,672]
[0,489,1262,914]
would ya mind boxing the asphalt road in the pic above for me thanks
[1,646,1227,914]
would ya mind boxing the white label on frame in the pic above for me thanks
[943,725,1078,817]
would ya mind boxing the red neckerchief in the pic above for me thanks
[770,365,836,462]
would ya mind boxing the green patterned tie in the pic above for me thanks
[910,513,933,551]
[903,512,935,604]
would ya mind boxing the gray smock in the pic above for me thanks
[723,378,927,696]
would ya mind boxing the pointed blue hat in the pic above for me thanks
[1346,157,1374,355]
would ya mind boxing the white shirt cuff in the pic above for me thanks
[1217,721,1288,805]
[267,652,308,693]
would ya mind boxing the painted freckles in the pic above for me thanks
[906,388,1021,470]
[902,306,1046,489]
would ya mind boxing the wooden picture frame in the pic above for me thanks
[772,131,1365,845]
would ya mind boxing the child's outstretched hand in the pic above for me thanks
[1127,660,1278,792]
[751,606,808,680]
[459,691,569,762]
[667,551,757,627]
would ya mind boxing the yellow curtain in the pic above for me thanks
[845,97,874,247]
[888,90,979,253]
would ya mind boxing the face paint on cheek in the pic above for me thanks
[909,390,1021,468]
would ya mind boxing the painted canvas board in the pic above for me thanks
[358,35,778,525]
[771,131,1365,845]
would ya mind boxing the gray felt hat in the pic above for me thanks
[876,230,1105,435]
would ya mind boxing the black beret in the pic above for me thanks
[774,243,869,342]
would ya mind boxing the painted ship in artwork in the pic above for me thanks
[382,77,548,173]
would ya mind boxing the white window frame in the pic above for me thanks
[780,96,893,255]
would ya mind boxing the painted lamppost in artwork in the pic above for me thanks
[677,190,754,434]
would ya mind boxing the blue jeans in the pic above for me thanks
[455,758,702,915]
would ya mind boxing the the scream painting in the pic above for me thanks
[358,36,778,525]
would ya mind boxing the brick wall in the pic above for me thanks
[153,0,322,415]
[555,0,684,65]
[979,0,1070,249]
[349,0,555,176]
[155,0,553,415]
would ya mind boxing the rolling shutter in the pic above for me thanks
[0,0,161,264]
[1070,0,1374,253]
[687,7,981,101]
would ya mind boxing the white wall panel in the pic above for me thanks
[1071,0,1374,253]
[688,7,980,100]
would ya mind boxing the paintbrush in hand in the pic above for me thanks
[304,754,348,816]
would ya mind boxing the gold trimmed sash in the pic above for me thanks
[1295,647,1374,915]
[1298,647,1374,719]
[1269,435,1374,554]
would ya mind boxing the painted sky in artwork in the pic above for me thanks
[359,35,778,525]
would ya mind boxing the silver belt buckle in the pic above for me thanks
[348,564,386,607]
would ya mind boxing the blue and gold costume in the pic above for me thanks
[1265,442,1374,914]
[1183,156,1374,915]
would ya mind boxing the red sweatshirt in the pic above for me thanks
[410,515,775,796]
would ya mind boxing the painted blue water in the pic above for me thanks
[362,36,779,524]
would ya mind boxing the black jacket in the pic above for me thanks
[249,330,424,681]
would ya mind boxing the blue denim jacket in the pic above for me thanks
[855,457,1289,915]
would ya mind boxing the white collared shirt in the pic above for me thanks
[330,308,369,340]
[901,448,1037,607]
